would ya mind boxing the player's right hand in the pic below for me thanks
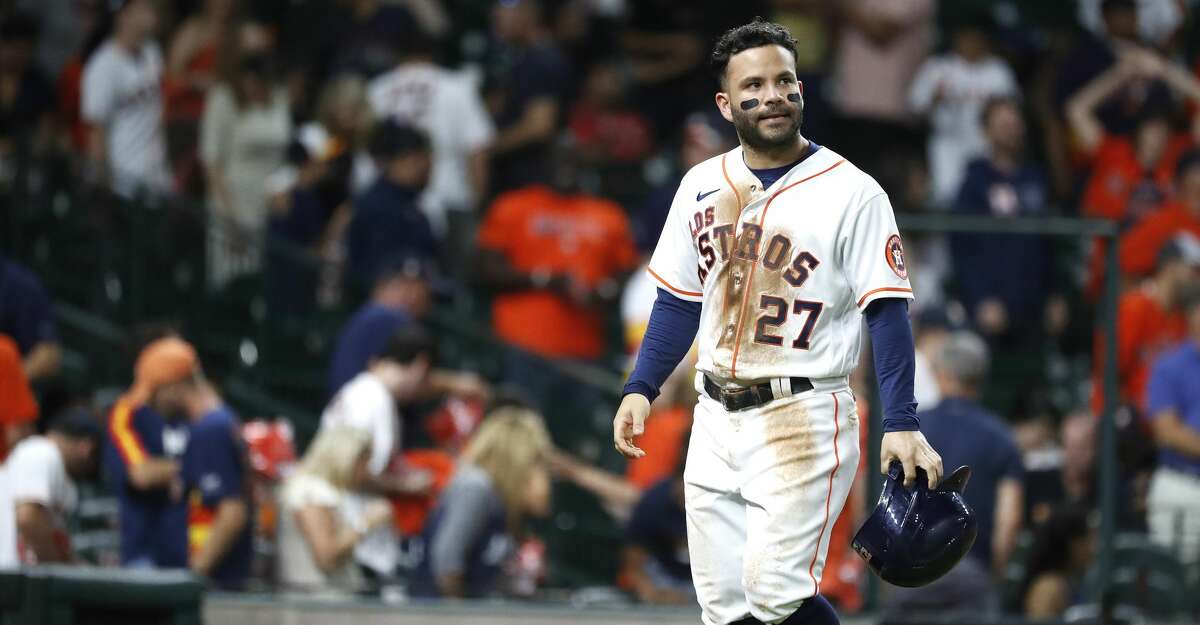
[613,393,651,458]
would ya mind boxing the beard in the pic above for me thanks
[731,100,804,152]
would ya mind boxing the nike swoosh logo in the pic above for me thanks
[696,188,719,202]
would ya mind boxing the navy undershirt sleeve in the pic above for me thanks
[865,298,920,432]
[623,289,702,403]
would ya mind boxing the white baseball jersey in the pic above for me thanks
[318,371,400,575]
[319,371,398,477]
[81,40,170,197]
[647,144,913,383]
[0,436,78,567]
[368,63,495,233]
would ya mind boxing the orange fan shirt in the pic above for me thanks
[0,334,38,461]
[1093,286,1187,413]
[1119,201,1200,278]
[625,406,693,489]
[1082,133,1192,222]
[478,185,639,359]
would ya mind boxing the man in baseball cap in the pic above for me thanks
[0,409,101,567]
[103,337,198,569]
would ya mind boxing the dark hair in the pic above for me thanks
[496,0,546,22]
[230,53,277,108]
[83,10,114,64]
[1134,101,1174,130]
[1158,237,1191,268]
[951,7,997,38]
[397,29,436,59]
[48,409,103,443]
[1020,508,1091,601]
[711,18,798,87]
[375,325,436,366]
[368,120,430,161]
[1175,148,1200,181]
[1180,283,1200,314]
[0,12,39,42]
[1102,0,1136,15]
[483,384,537,415]
[239,53,273,79]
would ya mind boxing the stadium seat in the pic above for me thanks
[1082,533,1190,617]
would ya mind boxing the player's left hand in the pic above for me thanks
[880,430,943,489]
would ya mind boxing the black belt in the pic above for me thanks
[703,374,813,412]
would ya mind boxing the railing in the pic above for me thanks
[2,153,633,587]
[886,213,1123,614]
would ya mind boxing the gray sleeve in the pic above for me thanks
[430,471,495,578]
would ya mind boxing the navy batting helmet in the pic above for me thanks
[851,462,978,588]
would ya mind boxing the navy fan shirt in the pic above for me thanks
[181,406,253,588]
[327,302,411,395]
[626,477,690,583]
[0,257,58,355]
[104,399,190,568]
[918,397,1023,568]
[345,179,438,288]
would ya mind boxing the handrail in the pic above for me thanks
[54,302,130,347]
[898,213,1119,237]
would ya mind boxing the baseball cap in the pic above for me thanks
[368,121,430,161]
[0,334,38,426]
[127,337,199,405]
[372,251,455,297]
[373,251,437,282]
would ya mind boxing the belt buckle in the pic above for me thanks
[721,386,749,412]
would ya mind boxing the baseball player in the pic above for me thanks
[613,20,943,625]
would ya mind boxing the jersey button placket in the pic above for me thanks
[728,264,743,341]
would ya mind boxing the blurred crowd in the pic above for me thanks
[2,0,1200,620]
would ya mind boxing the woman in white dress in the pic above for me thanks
[276,426,391,597]
[200,52,291,289]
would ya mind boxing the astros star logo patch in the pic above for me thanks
[885,234,907,280]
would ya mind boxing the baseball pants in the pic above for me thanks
[1147,466,1200,565]
[684,375,860,625]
